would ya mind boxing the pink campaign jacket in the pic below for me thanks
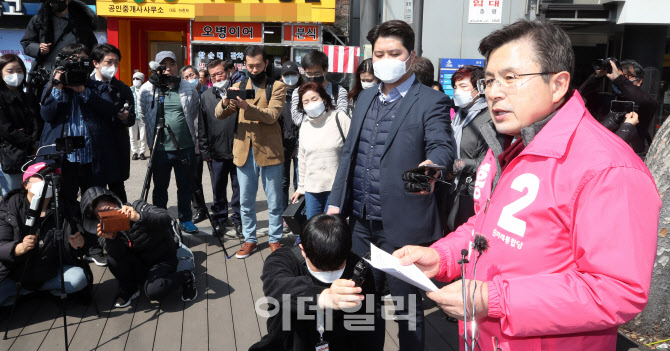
[430,91,661,351]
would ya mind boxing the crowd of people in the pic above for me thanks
[0,0,664,349]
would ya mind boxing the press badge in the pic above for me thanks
[315,341,329,351]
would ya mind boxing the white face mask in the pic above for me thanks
[453,89,475,108]
[3,73,24,88]
[373,54,413,84]
[282,75,299,87]
[132,79,142,88]
[99,66,117,80]
[361,81,375,90]
[306,263,345,284]
[213,80,230,90]
[29,180,53,199]
[187,78,199,87]
[304,101,326,118]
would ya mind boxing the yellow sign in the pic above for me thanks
[96,0,335,22]
[98,1,195,18]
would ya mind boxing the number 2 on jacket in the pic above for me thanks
[497,173,540,237]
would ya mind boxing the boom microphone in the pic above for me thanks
[149,61,160,70]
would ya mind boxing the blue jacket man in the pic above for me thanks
[327,20,455,351]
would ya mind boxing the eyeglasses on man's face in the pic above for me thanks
[477,72,556,96]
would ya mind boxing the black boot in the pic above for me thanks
[192,210,208,224]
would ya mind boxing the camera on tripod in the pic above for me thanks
[149,63,175,90]
[53,53,93,86]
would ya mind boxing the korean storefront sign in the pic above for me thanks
[468,0,503,24]
[193,22,263,43]
[283,24,320,43]
[98,1,195,18]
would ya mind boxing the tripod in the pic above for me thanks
[2,158,99,351]
[139,83,231,259]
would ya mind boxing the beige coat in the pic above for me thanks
[215,77,286,167]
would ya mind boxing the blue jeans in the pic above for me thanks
[0,168,23,197]
[152,147,195,223]
[305,191,330,219]
[0,265,88,306]
[236,149,283,244]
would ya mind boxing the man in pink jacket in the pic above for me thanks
[394,20,661,350]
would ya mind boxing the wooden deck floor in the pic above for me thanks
[0,232,460,351]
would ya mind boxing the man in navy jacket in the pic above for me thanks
[327,20,455,351]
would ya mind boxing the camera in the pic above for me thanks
[28,65,51,89]
[53,54,93,86]
[592,58,620,74]
[610,100,638,114]
[226,89,256,101]
[149,65,173,88]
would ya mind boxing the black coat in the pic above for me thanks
[0,89,42,174]
[0,190,83,289]
[20,0,98,70]
[328,81,456,247]
[99,78,135,182]
[446,108,491,232]
[80,188,177,267]
[199,87,235,161]
[250,247,382,351]
[39,79,132,185]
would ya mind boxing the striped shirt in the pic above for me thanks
[52,87,93,164]
[290,81,349,126]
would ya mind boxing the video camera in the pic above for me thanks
[610,100,638,114]
[148,61,177,90]
[53,53,93,86]
[28,65,51,89]
[592,58,620,74]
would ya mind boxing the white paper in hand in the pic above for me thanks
[364,244,438,292]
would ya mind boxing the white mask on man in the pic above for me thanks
[99,66,117,80]
[373,55,413,84]
[132,79,142,88]
[453,89,475,108]
[213,80,230,90]
[306,263,345,284]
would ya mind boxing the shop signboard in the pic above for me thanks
[439,58,484,98]
[193,22,263,43]
[283,24,320,43]
[98,1,195,18]
[468,0,503,24]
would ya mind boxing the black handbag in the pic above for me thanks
[282,196,306,235]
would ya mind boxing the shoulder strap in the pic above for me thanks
[265,77,274,102]
[335,111,345,142]
[332,83,339,105]
[240,77,249,90]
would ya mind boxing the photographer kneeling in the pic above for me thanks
[80,187,196,308]
[251,214,383,351]
[0,163,88,306]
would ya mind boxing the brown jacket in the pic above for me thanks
[215,77,286,167]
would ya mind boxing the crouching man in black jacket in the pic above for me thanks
[0,162,88,306]
[251,214,384,351]
[80,187,196,308]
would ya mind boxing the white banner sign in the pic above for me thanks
[468,0,503,24]
[404,0,413,24]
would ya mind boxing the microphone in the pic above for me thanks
[473,235,489,256]
[149,61,160,70]
[461,249,469,257]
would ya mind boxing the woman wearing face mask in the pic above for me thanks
[0,162,89,306]
[347,58,378,117]
[290,82,350,222]
[0,54,41,197]
[446,65,490,231]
